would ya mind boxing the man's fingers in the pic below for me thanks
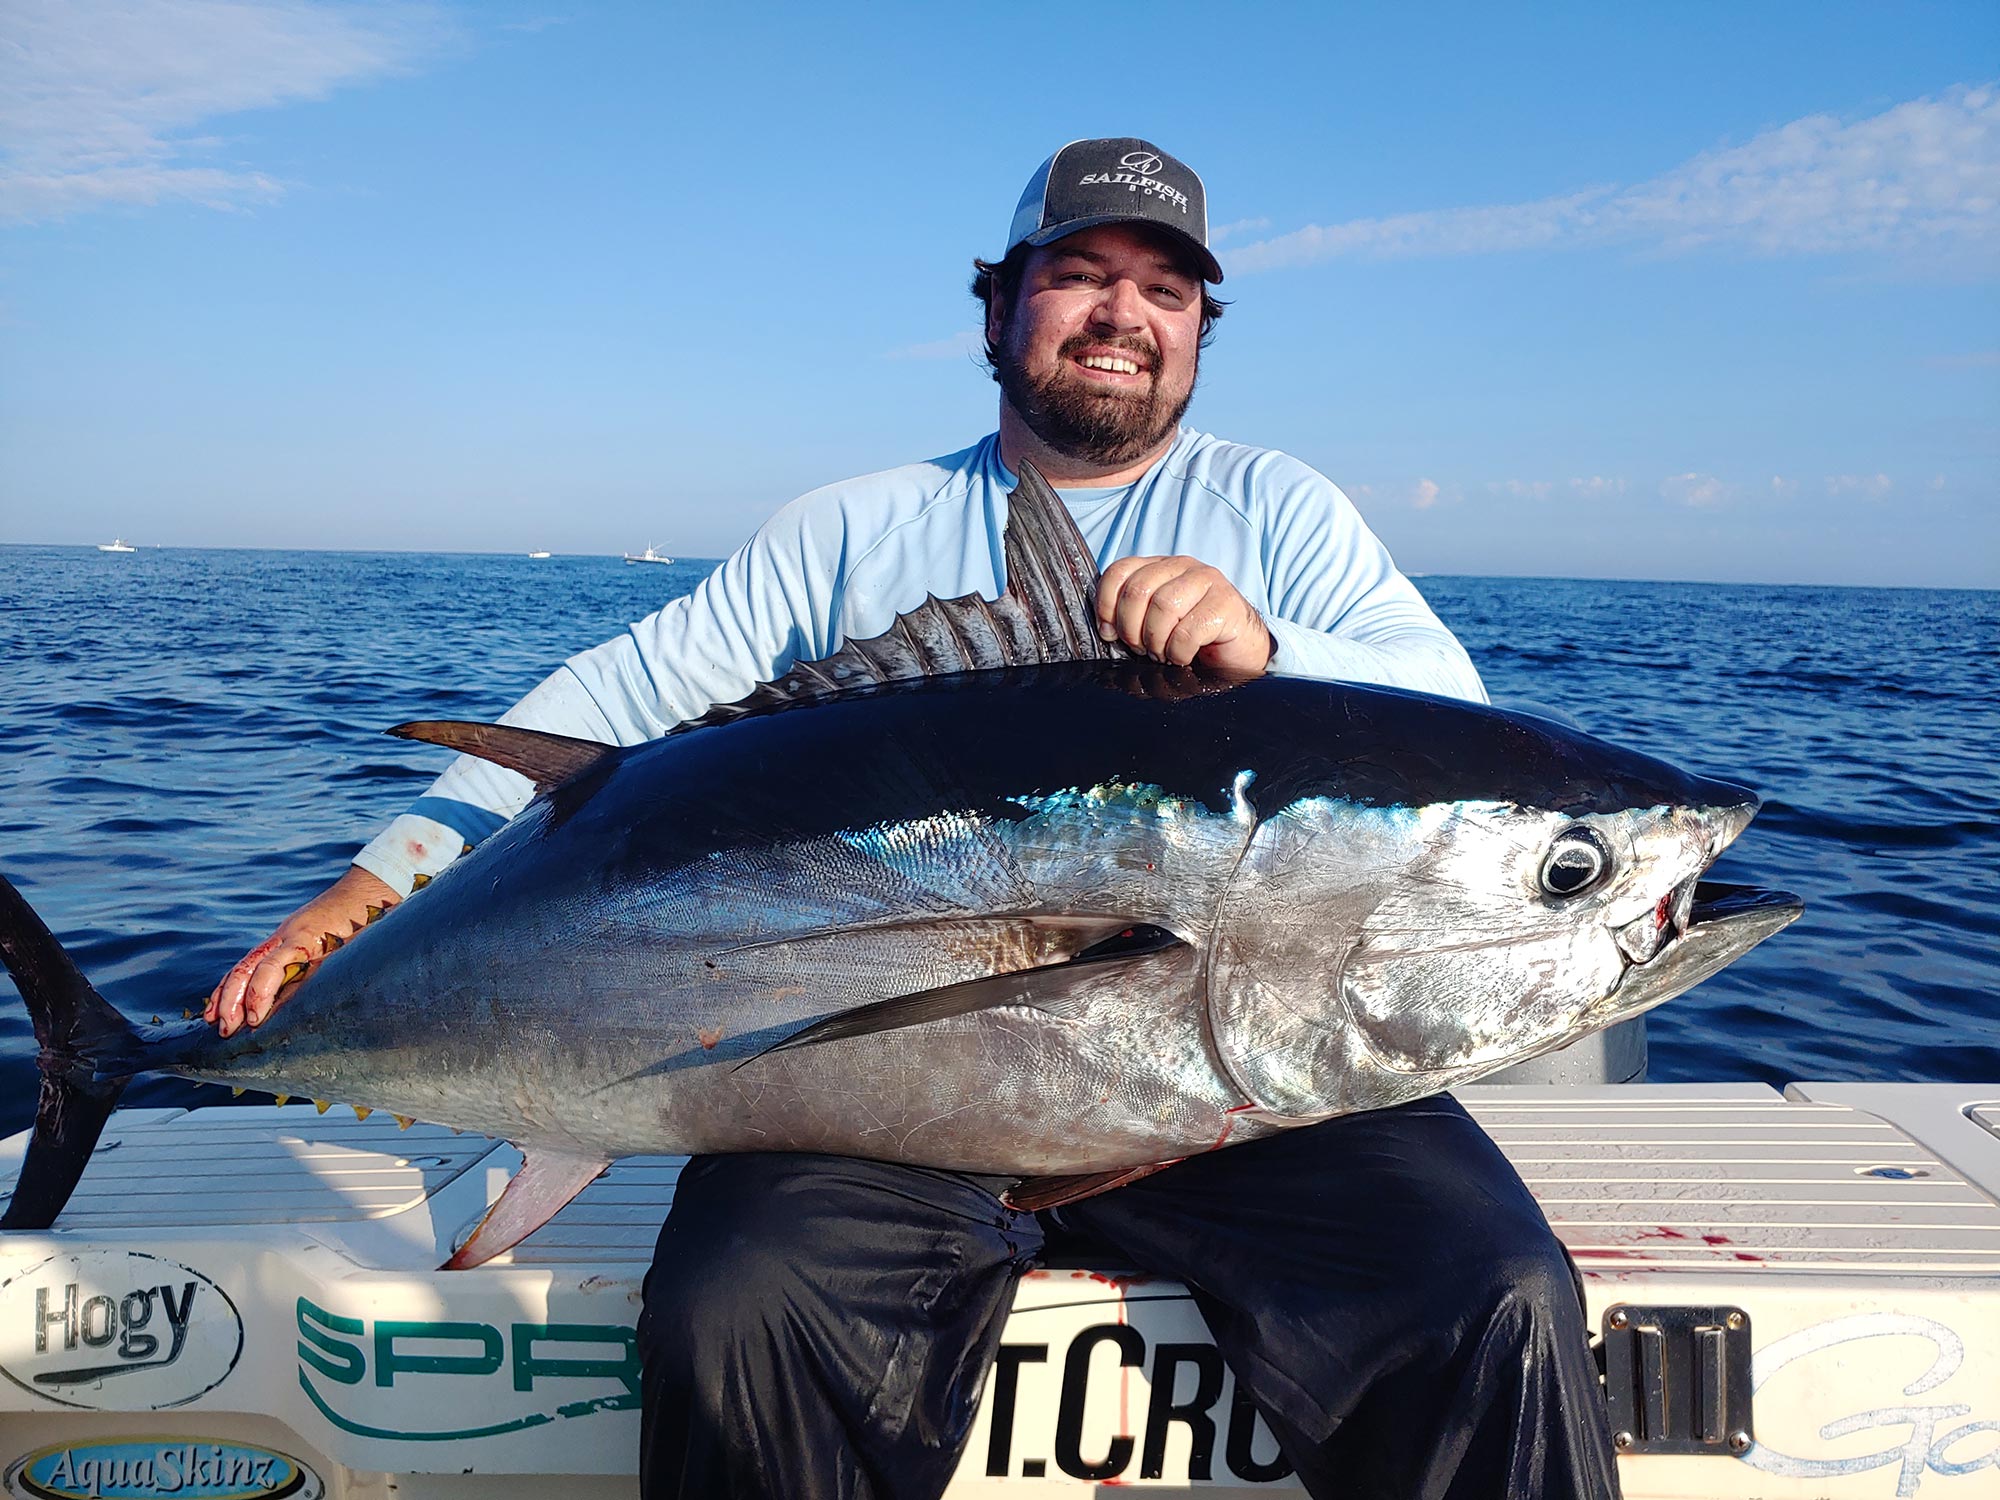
[1111,559,1194,655]
[209,868,403,1036]
[1095,556,1150,637]
[1099,555,1272,674]
[209,935,278,1031]
[242,964,285,1028]
[1160,594,1233,665]
[215,931,312,1036]
[1146,587,1219,661]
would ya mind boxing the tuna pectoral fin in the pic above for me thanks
[747,924,1185,1062]
[0,873,137,1230]
[1004,1160,1183,1213]
[389,721,616,793]
[442,1149,609,1271]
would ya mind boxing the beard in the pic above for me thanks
[995,331,1196,468]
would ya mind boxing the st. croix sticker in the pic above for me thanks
[0,1250,244,1410]
[3,1438,323,1500]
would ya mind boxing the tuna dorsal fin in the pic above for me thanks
[387,721,616,792]
[687,460,1129,730]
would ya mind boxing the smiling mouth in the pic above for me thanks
[1077,353,1144,376]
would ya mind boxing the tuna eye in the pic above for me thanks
[1540,828,1610,899]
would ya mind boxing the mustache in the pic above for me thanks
[1057,332,1157,371]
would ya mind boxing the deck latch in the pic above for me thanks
[1601,1304,1753,1457]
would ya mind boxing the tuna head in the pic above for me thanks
[1201,697,1802,1119]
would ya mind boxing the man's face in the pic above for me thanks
[991,224,1204,468]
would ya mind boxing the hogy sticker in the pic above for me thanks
[0,1251,243,1410]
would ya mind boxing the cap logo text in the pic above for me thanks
[1076,170,1190,214]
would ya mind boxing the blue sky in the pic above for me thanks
[1,1,1995,586]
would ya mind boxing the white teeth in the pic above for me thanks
[1079,355,1140,375]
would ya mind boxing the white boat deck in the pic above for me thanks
[2,1083,1996,1499]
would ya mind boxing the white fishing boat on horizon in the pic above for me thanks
[527,549,553,559]
[95,538,136,553]
[623,545,674,566]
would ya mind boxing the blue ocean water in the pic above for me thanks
[1,545,1994,1138]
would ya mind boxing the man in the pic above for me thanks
[211,139,1619,1499]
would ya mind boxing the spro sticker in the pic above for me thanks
[295,1298,640,1441]
[0,1252,244,1410]
[3,1439,323,1500]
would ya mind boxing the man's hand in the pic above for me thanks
[1096,555,1274,675]
[205,865,400,1037]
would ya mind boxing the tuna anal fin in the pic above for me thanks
[441,1149,609,1270]
[745,924,1184,1063]
[1004,1160,1182,1213]
[389,722,616,793]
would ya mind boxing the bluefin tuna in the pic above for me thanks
[0,465,1802,1267]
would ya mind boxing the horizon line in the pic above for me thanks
[2,540,1993,594]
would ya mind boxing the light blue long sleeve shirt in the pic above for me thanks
[354,427,1485,895]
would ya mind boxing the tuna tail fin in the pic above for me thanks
[0,873,136,1229]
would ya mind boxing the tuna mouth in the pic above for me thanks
[1612,790,1763,967]
[1613,875,1699,964]
[1605,880,1804,1013]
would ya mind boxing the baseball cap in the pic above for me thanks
[1005,137,1223,284]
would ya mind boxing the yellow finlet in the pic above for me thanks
[353,1105,372,1122]
[272,1094,291,1107]
[393,1114,415,1130]
[230,1087,245,1098]
[314,1099,331,1115]
[411,872,433,891]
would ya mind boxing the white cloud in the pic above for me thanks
[1208,216,1272,245]
[1930,473,1948,491]
[1661,472,1732,508]
[884,329,983,361]
[1229,84,2000,273]
[1489,478,1554,500]
[1826,472,1894,497]
[1569,475,1627,498]
[1411,478,1442,510]
[1770,475,1799,497]
[0,0,450,223]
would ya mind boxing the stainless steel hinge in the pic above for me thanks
[1601,1304,1754,1457]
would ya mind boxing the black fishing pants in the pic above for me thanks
[636,1095,1621,1500]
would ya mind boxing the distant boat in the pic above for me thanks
[623,545,674,566]
[527,549,552,559]
[97,539,137,553]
